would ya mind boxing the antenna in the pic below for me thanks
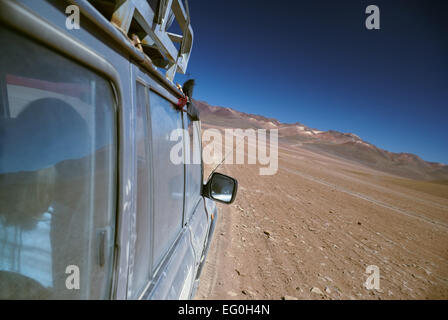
[206,132,247,181]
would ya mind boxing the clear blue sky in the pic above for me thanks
[177,0,448,164]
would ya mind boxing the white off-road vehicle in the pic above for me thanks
[0,0,237,299]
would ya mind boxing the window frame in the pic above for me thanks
[0,0,123,299]
[147,87,186,273]
[128,78,154,298]
[133,67,200,298]
[183,115,205,220]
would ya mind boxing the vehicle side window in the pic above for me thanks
[184,117,202,219]
[148,90,184,269]
[0,28,117,299]
[128,82,152,298]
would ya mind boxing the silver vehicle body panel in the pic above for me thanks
[0,0,216,299]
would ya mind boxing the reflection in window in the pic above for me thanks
[128,83,152,298]
[184,118,202,219]
[0,210,53,288]
[148,91,184,269]
[0,28,117,299]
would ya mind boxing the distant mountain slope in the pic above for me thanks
[194,99,448,181]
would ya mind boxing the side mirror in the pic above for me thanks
[203,172,238,204]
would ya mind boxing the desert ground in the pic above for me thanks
[196,127,448,300]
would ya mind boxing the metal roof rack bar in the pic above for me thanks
[85,0,193,83]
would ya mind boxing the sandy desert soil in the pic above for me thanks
[196,131,448,300]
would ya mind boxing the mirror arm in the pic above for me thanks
[201,180,211,198]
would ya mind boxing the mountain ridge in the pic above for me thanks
[194,99,448,180]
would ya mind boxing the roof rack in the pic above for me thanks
[86,0,193,82]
